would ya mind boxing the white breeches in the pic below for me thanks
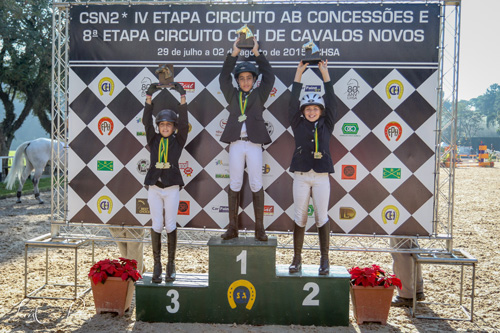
[229,140,263,192]
[293,170,330,228]
[148,184,180,233]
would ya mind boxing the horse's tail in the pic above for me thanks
[4,141,31,190]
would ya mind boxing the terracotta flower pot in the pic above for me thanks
[350,285,395,325]
[90,276,135,316]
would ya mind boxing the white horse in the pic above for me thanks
[4,138,64,204]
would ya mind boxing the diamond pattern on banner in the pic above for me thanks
[205,109,230,145]
[393,134,434,173]
[88,67,126,106]
[69,166,105,203]
[203,191,231,229]
[107,168,144,205]
[68,187,86,222]
[415,113,437,150]
[107,207,142,226]
[262,151,285,188]
[351,90,392,130]
[68,112,89,146]
[206,74,228,107]
[87,188,123,224]
[178,150,203,186]
[263,109,286,143]
[333,111,370,151]
[372,197,411,235]
[67,142,86,182]
[265,172,294,213]
[127,68,159,103]
[87,146,124,185]
[126,114,148,147]
[373,69,415,110]
[414,156,436,193]
[264,74,286,108]
[124,188,151,226]
[267,89,292,129]
[189,89,226,129]
[349,174,390,214]
[329,194,369,234]
[416,70,439,109]
[244,193,284,229]
[124,149,150,185]
[350,133,391,172]
[69,88,106,125]
[177,191,203,228]
[173,68,205,103]
[69,68,88,104]
[372,113,412,153]
[392,175,433,215]
[183,169,223,208]
[87,108,125,146]
[185,129,224,168]
[70,128,105,164]
[409,197,433,235]
[371,153,412,194]
[204,151,230,189]
[395,92,435,132]
[333,153,370,193]
[265,130,295,170]
[108,89,144,127]
[334,69,372,110]
[107,129,144,165]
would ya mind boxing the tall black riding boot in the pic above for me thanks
[151,230,162,283]
[318,223,330,275]
[289,224,305,273]
[253,188,268,241]
[221,189,240,240]
[165,229,177,282]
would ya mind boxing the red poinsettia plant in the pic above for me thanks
[348,264,402,289]
[88,257,142,285]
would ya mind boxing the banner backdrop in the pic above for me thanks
[68,3,439,236]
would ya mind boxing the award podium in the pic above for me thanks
[136,236,350,326]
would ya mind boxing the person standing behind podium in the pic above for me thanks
[288,60,337,276]
[218,37,275,242]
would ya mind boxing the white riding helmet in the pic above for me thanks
[300,93,325,112]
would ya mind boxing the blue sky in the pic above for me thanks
[458,0,500,100]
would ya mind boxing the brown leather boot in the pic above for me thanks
[150,230,162,283]
[221,189,240,240]
[289,224,305,273]
[318,223,330,275]
[165,229,177,282]
[253,188,268,241]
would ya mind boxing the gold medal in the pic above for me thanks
[238,114,247,123]
[314,152,323,159]
[164,162,171,169]
[156,162,164,169]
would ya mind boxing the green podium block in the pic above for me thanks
[136,236,350,326]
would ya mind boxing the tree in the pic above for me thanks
[473,83,500,132]
[456,100,482,146]
[0,0,52,156]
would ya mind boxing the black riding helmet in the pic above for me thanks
[234,61,258,79]
[155,109,178,125]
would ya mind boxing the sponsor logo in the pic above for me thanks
[384,121,402,141]
[265,121,274,136]
[216,174,230,178]
[179,161,193,177]
[137,159,149,175]
[339,207,356,220]
[220,119,227,129]
[211,206,229,213]
[227,279,256,310]
[188,123,192,133]
[98,117,114,135]
[215,160,229,167]
[136,117,142,123]
[264,205,274,216]
[97,196,112,214]
[342,123,359,135]
[346,79,360,100]
[262,164,270,175]
[179,82,195,92]
[385,80,404,99]
[307,204,314,217]
[136,199,150,214]
[341,165,357,180]
[270,86,277,97]
[383,168,401,179]
[382,205,399,224]
[305,85,321,93]
[97,160,113,171]
[178,201,190,215]
[140,77,152,97]
[136,131,146,136]
[98,77,114,96]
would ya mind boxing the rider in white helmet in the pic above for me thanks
[288,60,337,276]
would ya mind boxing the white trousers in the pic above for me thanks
[148,184,180,233]
[229,140,263,192]
[293,170,330,228]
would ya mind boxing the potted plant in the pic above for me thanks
[88,257,142,316]
[348,264,402,325]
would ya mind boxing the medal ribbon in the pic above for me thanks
[239,91,249,116]
[158,138,169,164]
[314,123,319,154]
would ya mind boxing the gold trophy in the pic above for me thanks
[236,24,255,49]
[155,64,174,88]
[301,40,322,65]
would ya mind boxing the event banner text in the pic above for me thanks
[69,3,439,63]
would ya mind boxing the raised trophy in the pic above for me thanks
[301,40,322,65]
[155,64,174,88]
[236,24,255,49]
